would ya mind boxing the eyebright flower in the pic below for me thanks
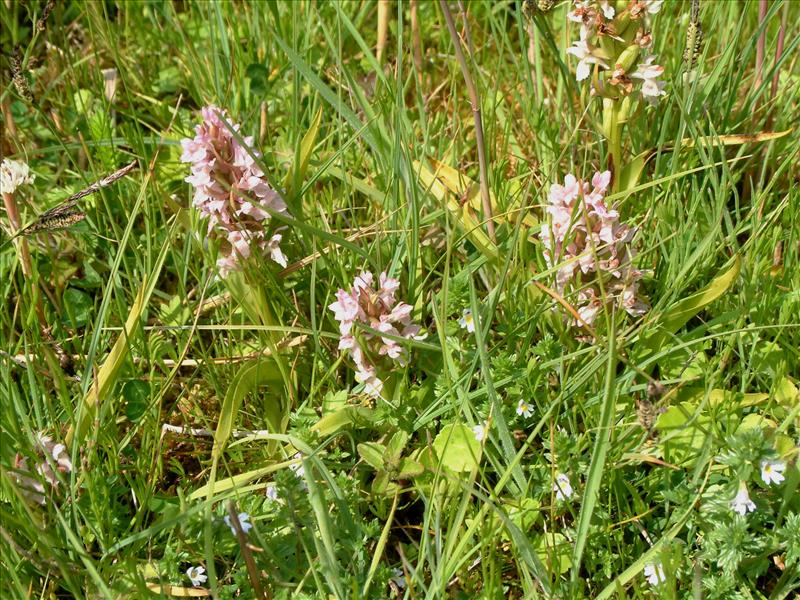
[472,421,489,443]
[329,271,424,397]
[730,481,756,515]
[516,399,534,418]
[180,105,288,277]
[224,511,253,535]
[186,565,207,587]
[643,562,666,586]
[266,485,280,501]
[540,171,648,326]
[458,308,475,333]
[289,452,305,479]
[553,473,574,501]
[760,459,786,486]
[391,568,407,590]
[0,158,35,195]
[10,432,72,505]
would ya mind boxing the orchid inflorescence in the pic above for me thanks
[567,0,666,104]
[329,271,424,397]
[541,170,648,326]
[180,106,288,277]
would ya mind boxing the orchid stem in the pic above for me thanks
[602,99,623,192]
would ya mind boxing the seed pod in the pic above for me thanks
[522,0,555,16]
[36,0,56,32]
[616,44,641,73]
[9,46,33,102]
[23,206,86,235]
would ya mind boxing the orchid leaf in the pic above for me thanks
[212,359,283,461]
[635,256,741,367]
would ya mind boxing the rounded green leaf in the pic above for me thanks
[62,288,93,328]
[432,423,481,472]
[122,380,150,423]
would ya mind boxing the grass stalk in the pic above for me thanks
[438,0,496,241]
[410,0,424,80]
[755,0,768,87]
[770,0,789,100]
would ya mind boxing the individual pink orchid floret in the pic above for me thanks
[631,55,666,103]
[329,271,425,397]
[180,105,289,277]
[567,38,609,82]
[540,171,648,326]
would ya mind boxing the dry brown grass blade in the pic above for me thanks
[377,0,390,64]
[410,0,423,79]
[226,502,270,599]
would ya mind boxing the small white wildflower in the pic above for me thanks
[391,567,407,589]
[458,308,475,333]
[224,511,253,535]
[186,565,207,587]
[266,485,280,501]
[553,473,573,501]
[730,481,756,515]
[643,562,665,586]
[516,399,534,418]
[289,452,305,478]
[472,421,489,443]
[0,159,35,195]
[760,459,786,486]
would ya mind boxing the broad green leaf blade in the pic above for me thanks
[358,442,386,470]
[312,406,376,436]
[415,159,499,260]
[67,280,147,446]
[385,430,410,461]
[636,255,741,366]
[570,327,617,587]
[212,359,283,460]
[615,130,791,202]
[432,423,481,472]
[285,105,323,202]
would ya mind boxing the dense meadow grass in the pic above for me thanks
[1,0,799,597]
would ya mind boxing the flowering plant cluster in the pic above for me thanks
[329,271,424,397]
[567,0,666,104]
[541,170,647,325]
[180,106,288,277]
